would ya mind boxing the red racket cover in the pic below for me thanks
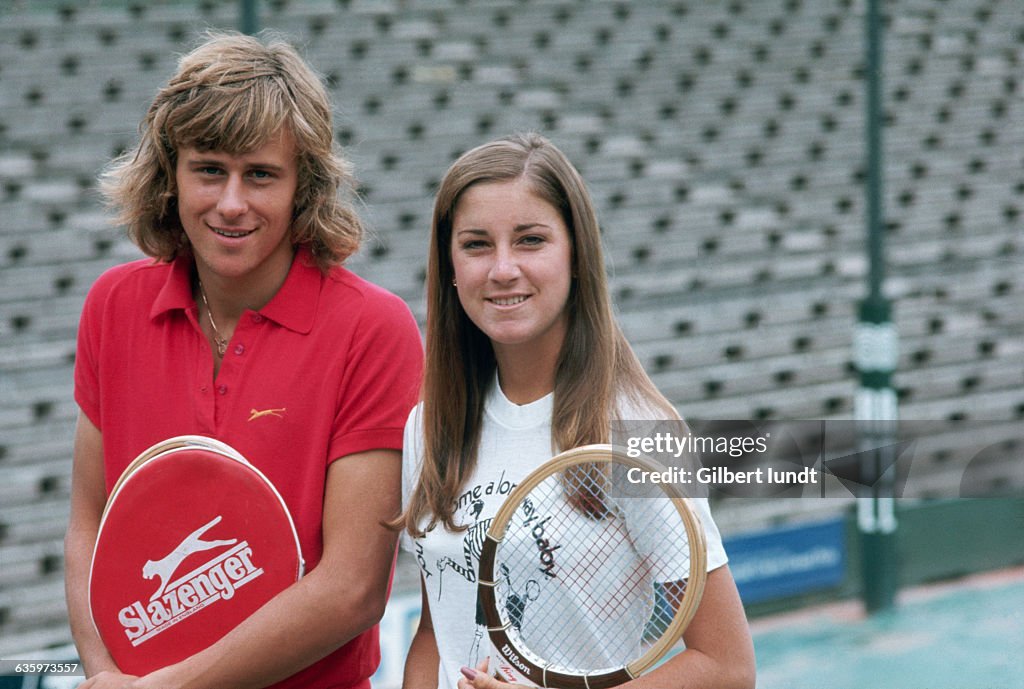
[89,436,303,675]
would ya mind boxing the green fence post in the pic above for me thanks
[856,0,899,613]
[240,0,259,35]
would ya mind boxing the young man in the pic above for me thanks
[64,31,423,689]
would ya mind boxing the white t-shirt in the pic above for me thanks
[400,382,728,689]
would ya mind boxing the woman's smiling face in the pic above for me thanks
[450,178,573,362]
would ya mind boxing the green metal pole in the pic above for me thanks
[240,0,259,35]
[856,0,899,613]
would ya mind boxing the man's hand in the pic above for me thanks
[76,670,139,689]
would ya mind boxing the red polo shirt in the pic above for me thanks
[75,247,423,689]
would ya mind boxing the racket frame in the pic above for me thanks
[89,435,306,659]
[104,435,246,515]
[477,444,708,689]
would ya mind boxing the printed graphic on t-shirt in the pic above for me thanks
[426,471,519,596]
[436,502,490,595]
[499,562,539,629]
[413,472,521,668]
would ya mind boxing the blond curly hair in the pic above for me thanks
[101,30,362,270]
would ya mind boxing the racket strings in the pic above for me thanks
[494,463,693,674]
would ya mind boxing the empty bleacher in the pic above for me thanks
[1,0,1022,655]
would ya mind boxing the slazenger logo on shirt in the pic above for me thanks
[248,407,286,421]
[118,516,264,646]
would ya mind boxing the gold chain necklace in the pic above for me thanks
[198,280,228,357]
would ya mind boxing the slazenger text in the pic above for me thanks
[119,542,263,645]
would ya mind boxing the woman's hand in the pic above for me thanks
[456,658,531,689]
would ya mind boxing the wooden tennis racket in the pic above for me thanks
[89,435,304,675]
[477,444,707,688]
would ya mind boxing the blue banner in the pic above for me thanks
[725,517,847,604]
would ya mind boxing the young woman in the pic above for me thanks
[398,133,755,689]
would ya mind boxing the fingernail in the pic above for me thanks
[460,667,478,680]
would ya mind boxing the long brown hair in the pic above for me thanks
[100,30,362,271]
[401,133,676,537]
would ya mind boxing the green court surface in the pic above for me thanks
[749,567,1024,689]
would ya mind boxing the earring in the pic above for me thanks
[452,278,457,287]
